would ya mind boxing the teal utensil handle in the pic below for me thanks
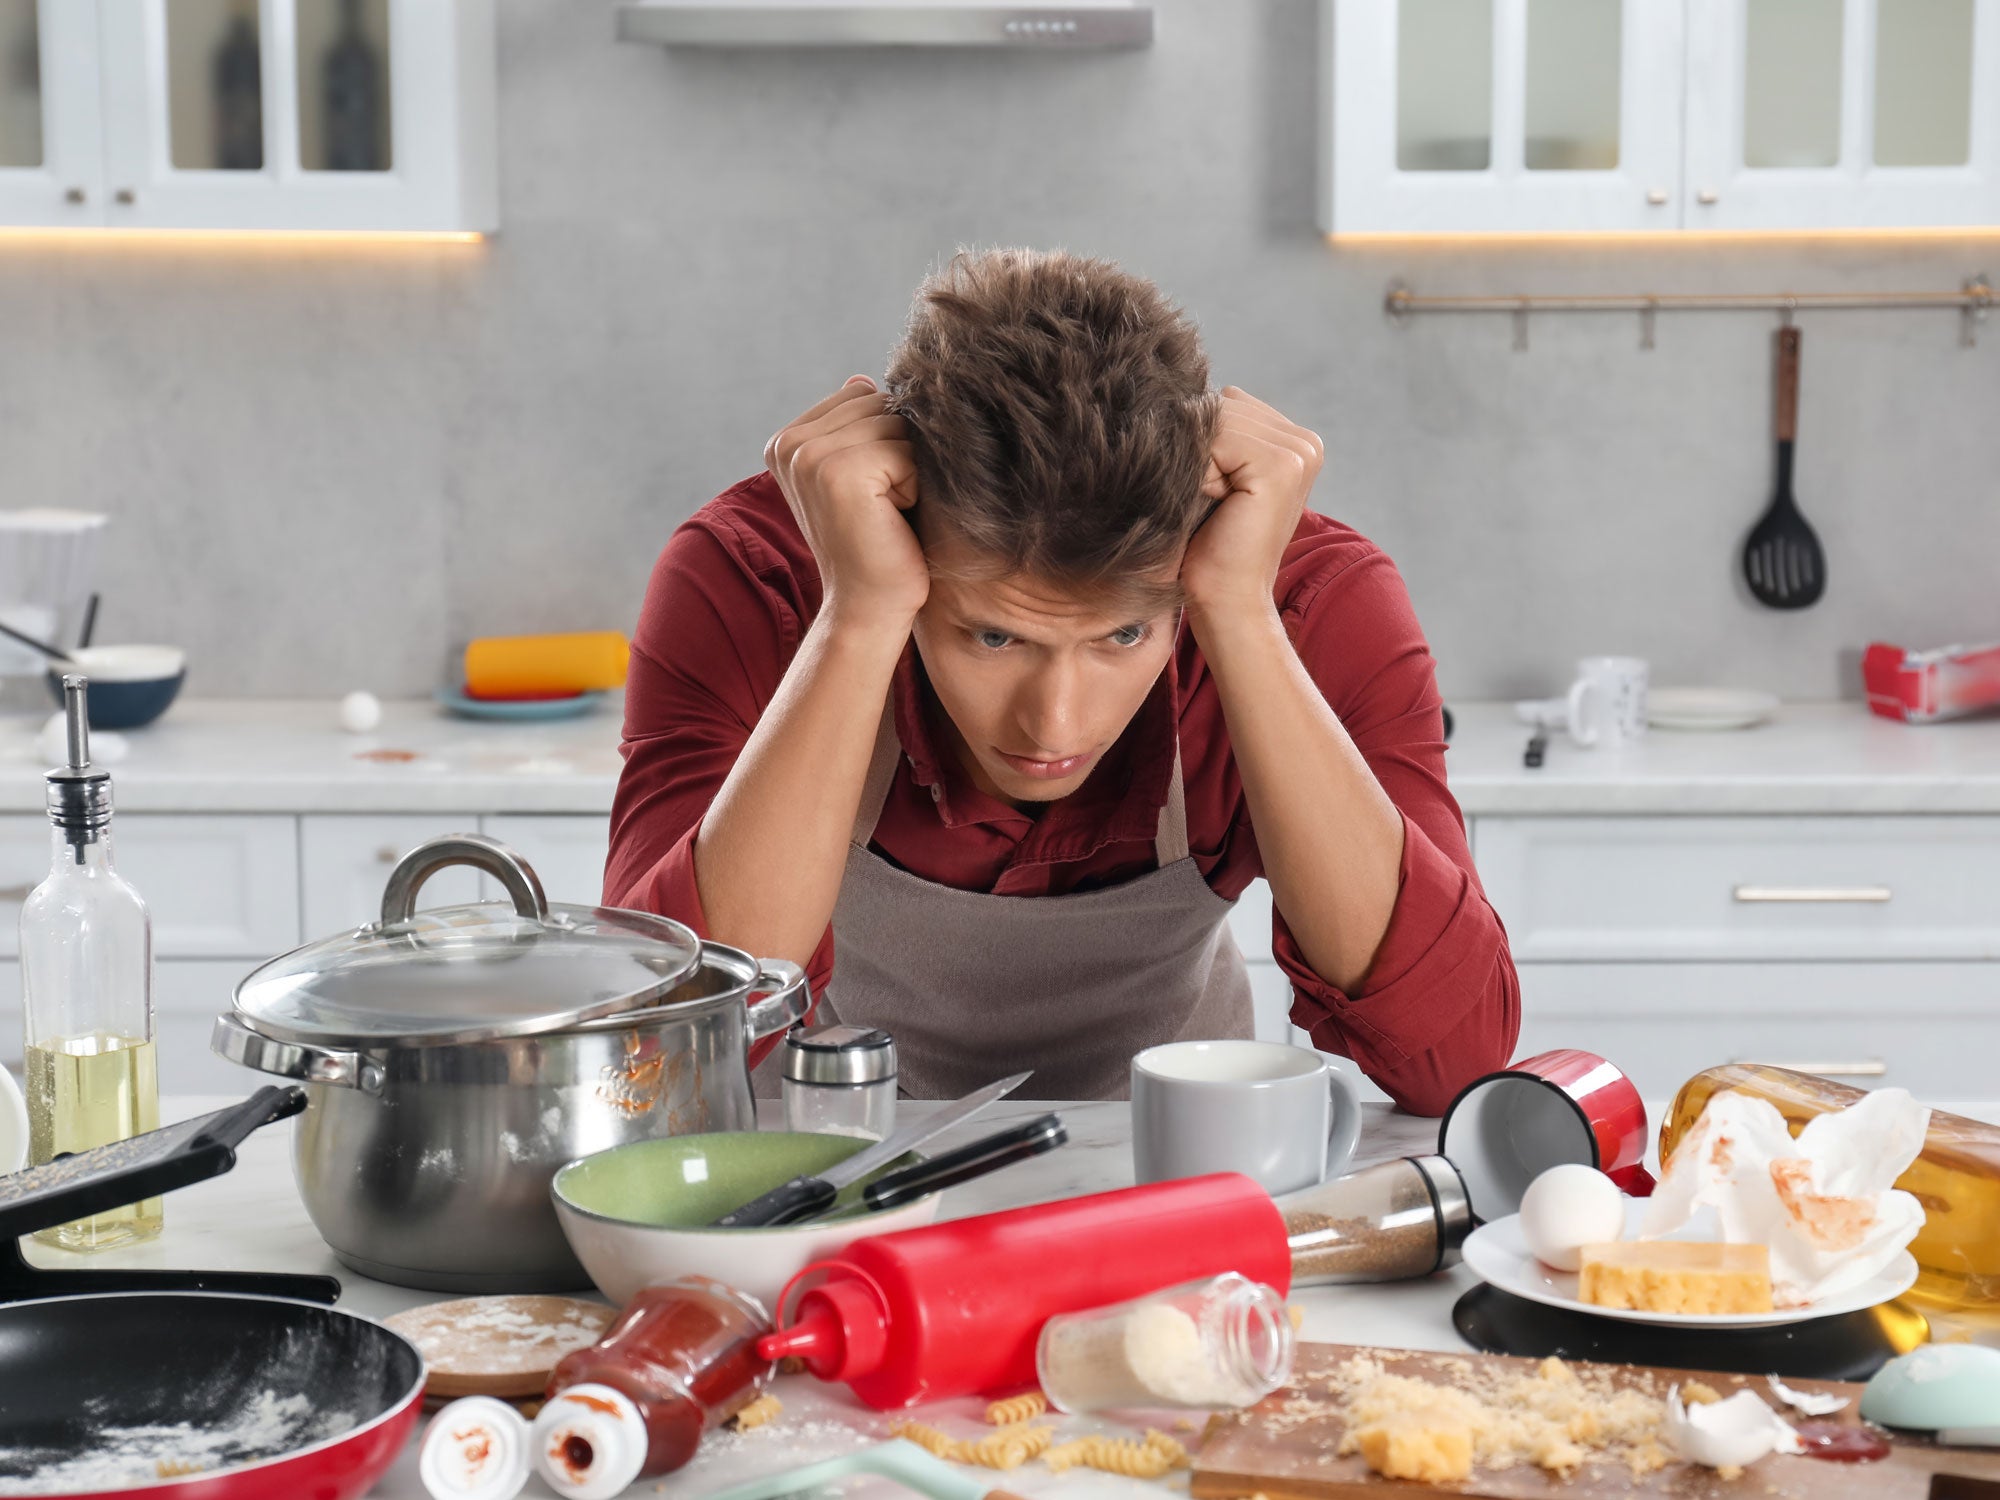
[702,1439,1002,1500]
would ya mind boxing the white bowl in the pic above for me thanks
[66,644,188,682]
[551,1131,941,1312]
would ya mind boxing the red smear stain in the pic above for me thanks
[565,1393,623,1416]
[1793,1422,1892,1463]
[353,747,422,764]
[451,1428,492,1469]
[597,1035,687,1118]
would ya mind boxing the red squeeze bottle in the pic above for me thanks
[759,1173,1288,1410]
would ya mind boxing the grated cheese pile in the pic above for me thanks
[1319,1353,1673,1483]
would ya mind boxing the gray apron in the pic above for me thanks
[760,704,1255,1101]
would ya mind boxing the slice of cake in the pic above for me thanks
[1577,1241,1773,1315]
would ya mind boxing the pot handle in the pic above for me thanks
[743,958,811,1043]
[380,833,550,926]
[211,1013,386,1094]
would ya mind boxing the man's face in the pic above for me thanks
[911,528,1181,807]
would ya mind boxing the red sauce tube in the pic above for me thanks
[760,1173,1290,1410]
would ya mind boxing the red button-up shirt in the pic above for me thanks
[605,472,1520,1115]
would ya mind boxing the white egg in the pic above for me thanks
[339,690,383,734]
[1518,1163,1626,1272]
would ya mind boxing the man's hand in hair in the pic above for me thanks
[1180,386,1325,618]
[766,375,931,638]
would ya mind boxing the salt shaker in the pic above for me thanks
[1035,1272,1294,1414]
[781,1025,896,1139]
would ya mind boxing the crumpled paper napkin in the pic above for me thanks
[1641,1087,1929,1307]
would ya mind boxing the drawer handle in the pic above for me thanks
[1732,885,1892,904]
[1734,1058,1888,1078]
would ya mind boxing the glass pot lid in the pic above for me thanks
[231,834,705,1049]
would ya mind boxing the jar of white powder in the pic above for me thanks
[1034,1271,1294,1413]
[782,1025,897,1140]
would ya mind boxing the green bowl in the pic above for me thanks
[551,1131,942,1309]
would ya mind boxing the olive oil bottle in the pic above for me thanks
[21,677,161,1249]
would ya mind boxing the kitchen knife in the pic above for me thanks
[854,1112,1067,1216]
[711,1071,1031,1227]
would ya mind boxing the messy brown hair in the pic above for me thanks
[884,248,1218,614]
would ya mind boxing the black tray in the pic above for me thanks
[0,1086,338,1304]
[1453,1282,1928,1382]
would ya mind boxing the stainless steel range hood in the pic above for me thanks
[615,2,1153,50]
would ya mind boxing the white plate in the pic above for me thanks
[1647,688,1780,731]
[1462,1203,1919,1329]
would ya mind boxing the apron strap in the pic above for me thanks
[852,695,1191,871]
[852,698,902,847]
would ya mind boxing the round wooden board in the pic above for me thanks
[384,1295,617,1399]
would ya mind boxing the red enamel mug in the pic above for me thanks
[1436,1048,1649,1223]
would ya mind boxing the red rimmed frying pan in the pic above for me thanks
[0,1292,423,1498]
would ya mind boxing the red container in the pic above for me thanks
[760,1173,1290,1410]
[1863,639,2000,723]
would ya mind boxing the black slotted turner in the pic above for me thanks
[1743,325,1826,608]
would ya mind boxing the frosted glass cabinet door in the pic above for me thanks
[1322,0,1687,232]
[1683,0,2000,229]
[94,0,497,231]
[0,0,105,225]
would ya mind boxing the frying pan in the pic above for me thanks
[0,1293,423,1499]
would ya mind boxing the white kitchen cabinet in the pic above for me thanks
[2,0,495,233]
[0,813,299,959]
[479,814,613,907]
[299,815,481,935]
[1323,0,2000,233]
[0,0,106,225]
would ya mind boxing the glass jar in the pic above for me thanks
[1279,1155,1472,1286]
[781,1024,896,1140]
[1035,1272,1293,1413]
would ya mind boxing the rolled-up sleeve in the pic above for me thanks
[1270,550,1520,1116]
[604,512,834,1061]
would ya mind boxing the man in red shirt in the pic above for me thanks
[606,249,1518,1114]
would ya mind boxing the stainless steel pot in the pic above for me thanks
[211,834,808,1293]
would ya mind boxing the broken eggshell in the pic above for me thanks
[1665,1386,1802,1469]
[1767,1373,1850,1417]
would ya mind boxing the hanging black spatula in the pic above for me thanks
[1742,325,1825,608]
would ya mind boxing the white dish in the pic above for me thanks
[1462,1202,1918,1329]
[1647,688,1780,731]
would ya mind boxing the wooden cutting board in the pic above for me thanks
[1192,1344,2000,1500]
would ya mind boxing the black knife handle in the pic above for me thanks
[863,1114,1068,1214]
[713,1175,839,1228]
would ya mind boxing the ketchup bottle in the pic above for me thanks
[759,1173,1288,1410]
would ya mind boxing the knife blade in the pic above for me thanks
[711,1070,1031,1227]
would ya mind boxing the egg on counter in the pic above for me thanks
[1860,1345,2000,1431]
[1519,1163,1626,1272]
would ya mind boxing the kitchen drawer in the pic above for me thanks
[1514,960,2000,1099]
[480,815,612,907]
[1478,816,2000,962]
[301,817,482,935]
[0,815,299,959]
[0,960,256,1095]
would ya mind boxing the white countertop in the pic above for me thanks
[0,697,1995,818]
[25,1094,2000,1500]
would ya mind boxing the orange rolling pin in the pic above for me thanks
[463,632,630,701]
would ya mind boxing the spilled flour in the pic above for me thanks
[0,1390,356,1494]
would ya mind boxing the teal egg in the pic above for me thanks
[1860,1345,2000,1430]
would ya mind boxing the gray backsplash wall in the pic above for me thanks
[3,1,1994,702]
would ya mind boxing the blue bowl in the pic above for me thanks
[46,646,188,730]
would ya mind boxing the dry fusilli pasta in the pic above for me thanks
[984,1391,1049,1426]
[1077,1436,1177,1479]
[1143,1428,1191,1468]
[890,1421,961,1460]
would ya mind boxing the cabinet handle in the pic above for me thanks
[0,883,35,903]
[114,188,135,206]
[1733,885,1892,903]
[1734,1058,1888,1078]
[1646,187,1669,205]
[64,186,86,205]
[1696,186,1719,205]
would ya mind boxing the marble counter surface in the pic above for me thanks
[27,1094,1999,1500]
[0,697,1995,816]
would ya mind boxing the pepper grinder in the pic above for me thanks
[1278,1155,1472,1286]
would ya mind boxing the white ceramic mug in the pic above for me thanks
[1131,1040,1364,1196]
[0,1064,27,1173]
[1564,656,1648,749]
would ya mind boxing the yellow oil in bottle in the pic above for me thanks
[1663,1064,2000,1310]
[25,1033,163,1251]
